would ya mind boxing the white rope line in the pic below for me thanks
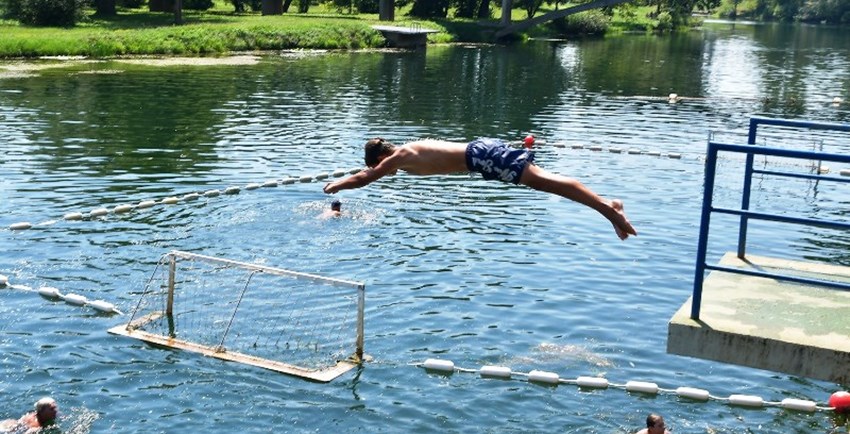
[5,167,363,232]
[414,359,838,413]
[0,274,122,315]
[7,137,850,232]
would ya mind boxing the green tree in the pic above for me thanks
[4,0,83,25]
[405,0,449,18]
[94,0,116,16]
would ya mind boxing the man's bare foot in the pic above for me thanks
[611,199,637,240]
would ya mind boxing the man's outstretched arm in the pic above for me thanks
[323,151,404,194]
[323,168,383,194]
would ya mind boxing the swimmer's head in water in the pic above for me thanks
[364,138,395,168]
[331,200,341,211]
[35,397,57,425]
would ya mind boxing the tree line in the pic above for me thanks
[1,0,847,27]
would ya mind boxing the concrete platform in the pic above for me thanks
[668,252,850,383]
[372,25,439,48]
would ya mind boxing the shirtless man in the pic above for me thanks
[318,199,342,219]
[323,137,637,240]
[0,397,58,433]
[636,413,670,434]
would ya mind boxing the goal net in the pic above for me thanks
[109,250,366,382]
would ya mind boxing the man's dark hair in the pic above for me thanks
[364,138,395,168]
[646,414,663,428]
[331,200,341,211]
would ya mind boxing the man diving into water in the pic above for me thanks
[323,137,637,240]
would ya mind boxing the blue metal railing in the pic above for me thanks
[691,117,850,320]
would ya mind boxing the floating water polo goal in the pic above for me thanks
[109,250,366,382]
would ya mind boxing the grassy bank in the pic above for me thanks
[0,14,433,57]
[0,1,668,58]
[0,0,529,59]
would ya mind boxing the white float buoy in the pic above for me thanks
[648,151,662,156]
[423,359,455,372]
[224,186,240,195]
[9,222,32,230]
[818,166,829,174]
[262,180,278,188]
[0,275,8,286]
[628,149,642,155]
[479,365,512,379]
[88,300,119,313]
[668,93,680,103]
[314,173,329,180]
[62,293,88,306]
[113,204,133,213]
[625,381,659,394]
[728,394,764,408]
[90,208,109,217]
[609,148,623,154]
[840,169,850,177]
[161,196,180,204]
[834,97,844,105]
[668,153,682,159]
[349,168,361,174]
[64,212,84,221]
[332,170,346,177]
[570,144,585,149]
[245,183,261,190]
[676,386,710,401]
[37,286,62,298]
[182,193,200,201]
[528,370,560,384]
[137,200,156,209]
[589,145,603,151]
[780,398,817,412]
[299,176,313,183]
[280,178,296,185]
[576,376,609,389]
[203,189,220,197]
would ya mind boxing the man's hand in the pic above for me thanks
[323,182,338,194]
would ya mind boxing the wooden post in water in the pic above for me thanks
[166,254,176,316]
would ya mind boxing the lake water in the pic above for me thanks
[1,21,849,433]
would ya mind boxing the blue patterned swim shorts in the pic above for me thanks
[465,138,535,185]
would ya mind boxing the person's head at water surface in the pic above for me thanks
[331,200,341,212]
[34,397,58,427]
[643,413,668,434]
[364,138,396,168]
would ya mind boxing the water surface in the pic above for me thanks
[1,21,849,433]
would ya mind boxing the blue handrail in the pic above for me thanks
[691,118,850,320]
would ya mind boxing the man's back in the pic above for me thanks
[390,140,469,175]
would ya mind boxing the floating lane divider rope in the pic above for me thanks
[0,274,122,315]
[6,167,363,232]
[416,359,850,414]
[509,136,848,173]
[7,138,848,232]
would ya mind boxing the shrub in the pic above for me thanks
[652,11,673,32]
[331,0,377,13]
[5,0,83,26]
[184,0,213,9]
[548,10,610,36]
[118,0,145,7]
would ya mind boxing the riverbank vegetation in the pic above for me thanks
[0,0,846,58]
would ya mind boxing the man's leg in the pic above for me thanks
[519,164,637,240]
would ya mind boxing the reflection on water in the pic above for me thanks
[0,22,849,433]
